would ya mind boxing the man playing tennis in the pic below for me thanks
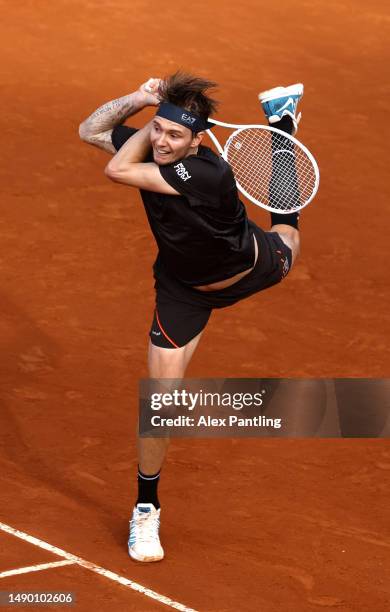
[79,72,303,562]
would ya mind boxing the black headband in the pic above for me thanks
[155,102,214,133]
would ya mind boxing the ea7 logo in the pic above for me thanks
[181,113,196,126]
[174,162,191,182]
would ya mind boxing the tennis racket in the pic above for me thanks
[206,119,319,213]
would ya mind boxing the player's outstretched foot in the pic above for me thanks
[258,83,303,135]
[128,503,164,562]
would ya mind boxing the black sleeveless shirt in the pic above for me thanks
[112,125,257,286]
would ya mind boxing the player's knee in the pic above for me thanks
[148,341,187,378]
[274,227,300,266]
[289,231,300,265]
[276,227,299,249]
[290,229,300,253]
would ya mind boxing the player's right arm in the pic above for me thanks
[79,79,161,154]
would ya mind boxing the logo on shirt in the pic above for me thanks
[181,113,196,126]
[174,162,191,182]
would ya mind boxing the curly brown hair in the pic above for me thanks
[157,71,219,120]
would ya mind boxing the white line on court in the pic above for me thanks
[0,522,197,612]
[0,560,75,578]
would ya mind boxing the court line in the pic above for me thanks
[0,560,75,578]
[0,521,197,612]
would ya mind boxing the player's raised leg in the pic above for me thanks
[259,83,304,265]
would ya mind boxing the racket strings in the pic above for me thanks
[225,129,316,212]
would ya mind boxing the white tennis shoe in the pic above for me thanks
[128,503,164,562]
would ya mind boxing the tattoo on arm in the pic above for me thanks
[84,95,135,132]
[89,97,130,121]
[82,129,116,154]
[79,91,145,150]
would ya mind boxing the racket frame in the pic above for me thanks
[206,119,320,213]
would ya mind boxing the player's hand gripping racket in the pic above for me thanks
[206,119,319,213]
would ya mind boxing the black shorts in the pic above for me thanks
[149,222,293,348]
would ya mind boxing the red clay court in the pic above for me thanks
[1,1,389,610]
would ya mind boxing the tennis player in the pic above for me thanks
[79,72,303,562]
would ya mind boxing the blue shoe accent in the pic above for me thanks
[258,83,303,135]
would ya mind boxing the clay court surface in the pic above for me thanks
[1,0,390,610]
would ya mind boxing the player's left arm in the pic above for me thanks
[105,122,179,195]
